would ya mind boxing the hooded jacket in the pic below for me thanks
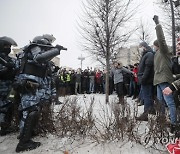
[138,43,154,85]
[111,62,133,84]
[153,24,174,85]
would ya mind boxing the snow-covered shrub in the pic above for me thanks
[55,97,95,137]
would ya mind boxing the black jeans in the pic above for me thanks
[115,82,124,98]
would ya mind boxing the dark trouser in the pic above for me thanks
[115,82,124,104]
[16,105,41,152]
[173,90,180,108]
[0,103,13,135]
[115,82,124,97]
[173,90,180,122]
[141,84,154,113]
[75,82,81,94]
[133,82,140,98]
[128,79,134,96]
[19,106,40,142]
[95,83,101,93]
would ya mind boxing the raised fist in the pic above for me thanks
[153,15,159,25]
[55,44,67,51]
[55,44,64,50]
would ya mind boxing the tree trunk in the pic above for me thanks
[105,54,110,104]
[105,0,110,104]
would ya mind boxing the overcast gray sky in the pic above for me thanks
[0,0,161,69]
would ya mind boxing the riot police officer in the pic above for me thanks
[15,34,66,152]
[0,36,17,136]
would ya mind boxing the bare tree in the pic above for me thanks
[156,0,180,49]
[131,20,154,62]
[79,0,137,103]
[136,20,153,44]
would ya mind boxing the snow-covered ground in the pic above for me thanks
[0,94,169,154]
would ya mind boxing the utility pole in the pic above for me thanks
[164,0,180,55]
[78,54,85,70]
[170,0,176,55]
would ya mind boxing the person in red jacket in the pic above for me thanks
[95,69,102,93]
[132,63,140,100]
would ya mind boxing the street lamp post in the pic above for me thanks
[164,0,180,55]
[170,0,176,55]
[78,54,85,70]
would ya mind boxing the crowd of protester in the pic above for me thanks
[55,15,180,137]
[56,65,139,97]
[57,67,107,96]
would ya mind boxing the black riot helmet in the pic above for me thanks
[0,36,17,47]
[32,35,49,45]
[43,34,56,44]
[0,36,17,55]
[32,34,56,45]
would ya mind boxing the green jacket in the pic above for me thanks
[153,24,174,85]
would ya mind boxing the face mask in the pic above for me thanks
[139,48,144,54]
[2,47,11,55]
[153,46,158,52]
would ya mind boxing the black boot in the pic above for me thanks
[136,112,148,121]
[55,100,63,105]
[170,124,177,134]
[0,103,14,136]
[175,130,180,138]
[17,130,38,140]
[0,122,14,136]
[148,108,156,115]
[16,109,40,153]
[16,140,41,153]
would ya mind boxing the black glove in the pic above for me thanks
[153,15,159,25]
[54,66,60,72]
[55,44,64,51]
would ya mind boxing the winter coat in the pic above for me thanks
[123,71,131,84]
[75,73,82,83]
[172,56,180,75]
[133,67,139,83]
[153,24,174,86]
[95,72,102,84]
[138,50,154,85]
[111,64,133,84]
[70,73,76,85]
[82,71,89,88]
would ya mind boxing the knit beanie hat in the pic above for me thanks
[139,41,149,48]
[153,40,159,47]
